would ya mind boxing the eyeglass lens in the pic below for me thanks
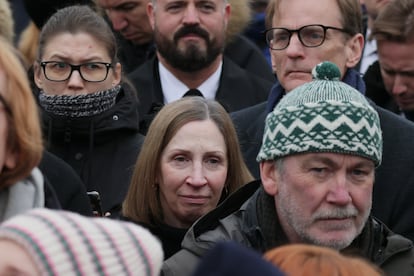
[43,62,110,82]
[266,25,327,50]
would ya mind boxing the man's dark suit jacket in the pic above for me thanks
[231,101,414,242]
[127,56,274,134]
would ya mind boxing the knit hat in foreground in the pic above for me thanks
[257,61,382,166]
[0,208,163,276]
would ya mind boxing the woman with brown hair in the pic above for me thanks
[32,5,144,218]
[0,0,93,217]
[123,96,253,259]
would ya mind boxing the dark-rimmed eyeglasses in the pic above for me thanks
[40,61,113,82]
[0,93,11,115]
[264,24,352,50]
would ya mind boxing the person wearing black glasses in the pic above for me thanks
[229,0,414,244]
[32,5,145,218]
[264,24,353,51]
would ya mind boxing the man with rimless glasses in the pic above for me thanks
[32,5,145,218]
[230,0,414,242]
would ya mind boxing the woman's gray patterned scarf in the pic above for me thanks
[38,85,121,118]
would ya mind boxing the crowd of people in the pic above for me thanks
[1,0,414,275]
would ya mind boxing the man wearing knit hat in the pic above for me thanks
[232,0,414,245]
[0,208,164,275]
[162,62,414,276]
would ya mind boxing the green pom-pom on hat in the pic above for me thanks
[312,61,341,80]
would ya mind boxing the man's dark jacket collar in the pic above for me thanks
[190,180,413,266]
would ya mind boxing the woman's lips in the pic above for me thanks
[180,195,210,204]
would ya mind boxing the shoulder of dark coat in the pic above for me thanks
[192,180,261,238]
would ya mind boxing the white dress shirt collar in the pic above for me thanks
[158,61,222,104]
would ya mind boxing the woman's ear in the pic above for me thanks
[260,161,279,196]
[33,62,43,89]
[112,62,122,86]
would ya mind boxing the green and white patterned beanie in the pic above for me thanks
[257,61,383,166]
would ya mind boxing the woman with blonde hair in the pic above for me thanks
[0,0,92,217]
[123,96,253,259]
[17,21,40,68]
[0,37,44,220]
[0,0,14,44]
[264,244,384,276]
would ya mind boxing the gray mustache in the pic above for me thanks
[313,207,359,220]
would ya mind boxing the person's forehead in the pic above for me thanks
[42,32,112,61]
[377,40,414,70]
[272,0,343,28]
[286,152,375,167]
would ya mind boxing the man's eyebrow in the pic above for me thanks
[352,160,375,169]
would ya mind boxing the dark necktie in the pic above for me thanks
[183,89,203,98]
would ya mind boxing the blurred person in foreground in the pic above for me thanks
[0,208,163,275]
[0,0,93,216]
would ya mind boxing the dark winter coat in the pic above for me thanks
[40,150,92,216]
[141,222,188,260]
[37,86,144,217]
